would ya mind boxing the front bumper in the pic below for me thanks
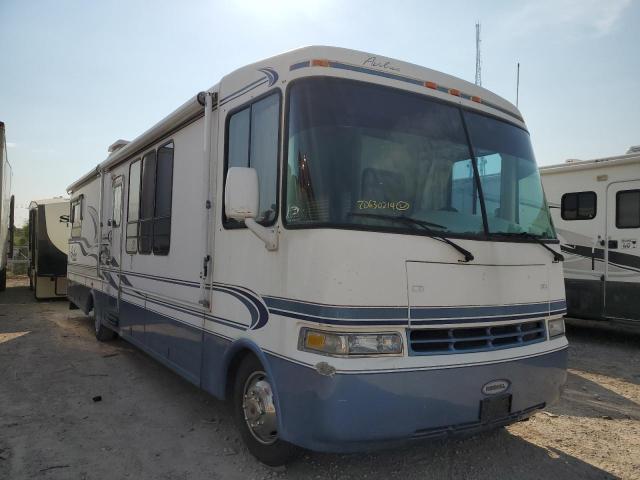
[269,347,568,452]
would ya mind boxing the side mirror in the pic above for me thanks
[225,167,259,220]
[224,167,278,251]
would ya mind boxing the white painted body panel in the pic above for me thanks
[0,123,11,272]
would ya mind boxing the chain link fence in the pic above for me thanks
[7,246,28,276]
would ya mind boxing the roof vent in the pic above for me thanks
[625,145,640,154]
[108,139,130,154]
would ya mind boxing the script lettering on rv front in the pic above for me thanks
[356,200,410,211]
[362,56,401,72]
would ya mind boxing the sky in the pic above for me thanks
[2,0,639,225]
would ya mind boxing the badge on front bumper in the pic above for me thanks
[482,379,511,395]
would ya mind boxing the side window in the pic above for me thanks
[616,189,640,228]
[224,92,280,227]
[561,191,596,220]
[112,183,122,227]
[70,196,83,238]
[126,159,142,253]
[139,150,157,254]
[153,142,174,255]
[228,108,250,169]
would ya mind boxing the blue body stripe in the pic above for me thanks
[264,296,407,320]
[266,296,565,325]
[71,265,565,328]
[290,60,311,71]
[329,61,424,86]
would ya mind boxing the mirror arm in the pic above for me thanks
[245,219,278,251]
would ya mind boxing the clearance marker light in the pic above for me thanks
[471,95,482,103]
[311,59,330,67]
[449,88,461,97]
[424,81,438,89]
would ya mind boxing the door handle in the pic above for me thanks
[608,240,618,249]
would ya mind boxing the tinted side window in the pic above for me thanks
[250,94,279,224]
[112,183,122,227]
[139,150,157,254]
[126,159,142,253]
[224,93,280,228]
[70,196,83,238]
[153,142,174,255]
[561,191,596,220]
[616,189,640,228]
[228,108,250,168]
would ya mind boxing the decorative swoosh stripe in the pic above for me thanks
[219,66,279,107]
[83,266,566,328]
[289,59,523,123]
[561,244,640,274]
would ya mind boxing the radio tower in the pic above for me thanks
[475,22,482,87]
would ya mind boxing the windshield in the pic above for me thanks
[285,77,555,240]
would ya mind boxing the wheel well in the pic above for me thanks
[225,348,257,400]
[85,291,95,315]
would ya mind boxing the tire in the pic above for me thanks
[0,267,6,292]
[90,308,116,342]
[232,355,298,466]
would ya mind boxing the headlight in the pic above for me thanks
[548,318,565,338]
[299,328,403,356]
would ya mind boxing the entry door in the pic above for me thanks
[604,180,640,320]
[101,176,124,316]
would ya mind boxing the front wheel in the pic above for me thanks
[90,308,116,342]
[233,355,298,466]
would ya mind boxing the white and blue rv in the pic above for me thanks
[66,46,568,465]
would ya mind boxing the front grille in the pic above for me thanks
[408,320,546,355]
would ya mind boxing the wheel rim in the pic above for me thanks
[242,371,278,445]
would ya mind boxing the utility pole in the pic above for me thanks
[475,22,482,87]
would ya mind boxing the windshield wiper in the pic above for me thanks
[498,232,564,263]
[348,212,474,263]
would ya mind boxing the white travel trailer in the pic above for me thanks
[0,121,14,292]
[67,46,568,465]
[28,198,71,299]
[540,149,640,324]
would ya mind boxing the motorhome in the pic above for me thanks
[66,46,568,465]
[540,148,640,324]
[0,121,14,292]
[28,198,70,299]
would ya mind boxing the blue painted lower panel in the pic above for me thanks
[77,280,568,454]
[268,348,568,452]
[67,280,93,314]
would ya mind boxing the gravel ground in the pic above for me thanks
[0,276,639,480]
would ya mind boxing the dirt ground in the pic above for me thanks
[1,276,639,480]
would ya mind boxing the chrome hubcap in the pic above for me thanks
[242,371,278,445]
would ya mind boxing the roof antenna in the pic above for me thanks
[475,22,482,87]
[516,62,520,107]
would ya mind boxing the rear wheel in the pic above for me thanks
[0,267,6,292]
[90,308,116,342]
[232,355,298,466]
